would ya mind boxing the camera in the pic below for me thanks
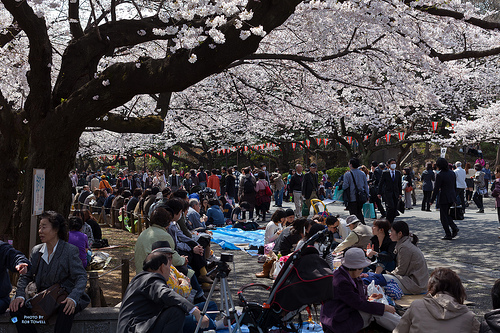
[220,253,233,263]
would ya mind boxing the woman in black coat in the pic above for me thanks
[431,158,459,240]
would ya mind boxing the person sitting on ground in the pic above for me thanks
[117,250,210,333]
[480,278,500,333]
[273,218,311,256]
[366,219,397,274]
[67,216,89,269]
[333,215,372,253]
[383,221,428,295]
[231,202,251,224]
[264,209,286,245]
[206,199,225,227]
[321,247,400,333]
[0,241,29,314]
[186,198,208,231]
[219,196,233,222]
[326,215,349,243]
[284,208,295,227]
[394,267,479,332]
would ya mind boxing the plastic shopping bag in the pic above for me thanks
[363,202,376,219]
[333,187,344,202]
[367,280,389,305]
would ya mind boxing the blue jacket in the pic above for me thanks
[0,242,30,300]
[206,206,225,227]
[321,266,384,333]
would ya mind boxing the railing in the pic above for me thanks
[88,258,132,307]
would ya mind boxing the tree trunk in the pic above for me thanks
[495,143,500,167]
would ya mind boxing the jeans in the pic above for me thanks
[274,188,283,206]
[183,301,217,333]
[326,188,333,199]
[199,181,206,190]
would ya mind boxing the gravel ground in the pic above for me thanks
[208,190,500,327]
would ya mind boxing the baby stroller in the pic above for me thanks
[237,230,334,333]
[310,198,331,219]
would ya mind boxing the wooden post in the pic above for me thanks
[129,211,135,234]
[138,211,143,234]
[89,272,101,307]
[121,259,130,298]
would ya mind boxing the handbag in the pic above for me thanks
[448,204,464,220]
[478,187,487,195]
[265,185,272,197]
[26,253,69,321]
[350,171,369,203]
[28,283,69,321]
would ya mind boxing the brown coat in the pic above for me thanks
[389,236,428,294]
[394,292,480,333]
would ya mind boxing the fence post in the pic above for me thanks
[89,272,101,307]
[121,259,130,298]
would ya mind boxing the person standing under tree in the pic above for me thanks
[343,158,369,224]
[378,159,402,223]
[431,158,459,240]
[289,164,304,218]
[302,163,319,217]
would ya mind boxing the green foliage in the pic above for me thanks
[326,167,350,183]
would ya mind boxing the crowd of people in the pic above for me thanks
[0,154,499,333]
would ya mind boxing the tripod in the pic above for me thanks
[194,260,242,333]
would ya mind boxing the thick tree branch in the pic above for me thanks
[3,0,52,123]
[405,1,500,31]
[56,0,304,133]
[89,113,164,133]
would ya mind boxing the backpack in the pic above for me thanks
[243,178,255,194]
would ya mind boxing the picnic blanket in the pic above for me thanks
[211,226,265,250]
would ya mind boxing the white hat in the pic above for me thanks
[341,248,372,269]
[345,215,360,226]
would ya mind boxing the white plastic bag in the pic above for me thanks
[367,280,389,305]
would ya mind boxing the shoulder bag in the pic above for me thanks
[350,171,369,203]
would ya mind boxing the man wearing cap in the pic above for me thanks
[321,248,399,333]
[117,249,210,333]
[302,163,319,216]
[333,215,372,253]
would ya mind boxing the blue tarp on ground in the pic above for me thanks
[210,226,265,250]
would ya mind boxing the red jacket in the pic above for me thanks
[207,174,221,196]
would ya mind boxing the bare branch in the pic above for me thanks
[0,21,21,48]
[69,0,84,39]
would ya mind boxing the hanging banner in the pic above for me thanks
[306,139,311,148]
[440,147,447,158]
[385,134,391,143]
[244,146,248,152]
[316,138,321,146]
[267,143,271,148]
[364,135,369,141]
[432,121,438,132]
[376,139,380,146]
[398,132,405,141]
[324,138,329,146]
[346,137,352,144]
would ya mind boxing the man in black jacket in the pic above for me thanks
[289,164,304,218]
[431,157,459,240]
[117,249,209,333]
[370,162,386,218]
[302,163,319,217]
[378,158,402,223]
